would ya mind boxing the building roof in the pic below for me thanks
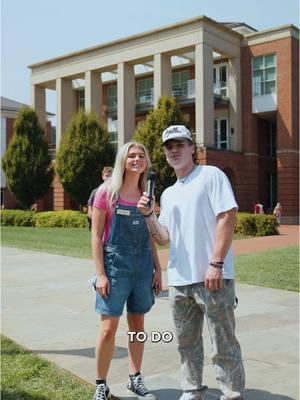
[28,15,242,69]
[0,96,55,116]
[1,96,28,112]
[221,22,257,33]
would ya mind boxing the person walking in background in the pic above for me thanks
[138,125,245,400]
[254,200,264,215]
[91,142,161,400]
[273,202,283,224]
[87,167,113,230]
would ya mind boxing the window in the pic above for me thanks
[172,70,190,97]
[107,86,117,108]
[50,126,56,145]
[79,90,85,109]
[213,64,228,96]
[136,78,153,104]
[252,54,276,96]
[107,118,118,147]
[266,172,277,212]
[266,122,276,158]
[214,118,228,149]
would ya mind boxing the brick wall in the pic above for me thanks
[197,147,255,212]
[241,36,299,220]
[53,173,78,211]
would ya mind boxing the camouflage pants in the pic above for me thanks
[169,280,245,400]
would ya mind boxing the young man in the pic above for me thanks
[138,125,245,400]
[87,167,113,230]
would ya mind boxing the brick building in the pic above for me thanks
[26,16,299,222]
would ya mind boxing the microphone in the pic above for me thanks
[147,169,156,208]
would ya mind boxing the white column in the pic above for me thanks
[195,43,214,147]
[117,62,135,148]
[56,78,76,149]
[85,70,102,121]
[31,84,46,131]
[228,57,241,151]
[154,53,172,105]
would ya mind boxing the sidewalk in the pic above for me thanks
[1,226,299,400]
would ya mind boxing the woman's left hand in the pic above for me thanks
[152,269,162,295]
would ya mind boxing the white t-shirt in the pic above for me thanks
[158,165,238,286]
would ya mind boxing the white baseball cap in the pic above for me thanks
[162,125,193,145]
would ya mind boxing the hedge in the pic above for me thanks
[1,210,87,228]
[235,213,279,236]
[34,211,87,228]
[1,210,36,227]
[1,210,279,236]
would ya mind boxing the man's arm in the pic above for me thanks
[137,193,170,246]
[205,207,237,291]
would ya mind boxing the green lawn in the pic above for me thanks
[235,245,299,292]
[1,226,250,257]
[1,226,93,259]
[1,335,94,400]
[2,226,298,291]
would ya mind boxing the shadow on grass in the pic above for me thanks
[1,389,47,400]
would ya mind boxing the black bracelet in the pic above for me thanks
[144,210,154,218]
[209,262,224,269]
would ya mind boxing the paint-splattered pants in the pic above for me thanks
[169,280,245,400]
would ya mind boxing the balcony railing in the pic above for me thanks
[107,98,118,108]
[213,80,228,97]
[172,79,228,99]
[136,88,154,105]
[106,79,228,109]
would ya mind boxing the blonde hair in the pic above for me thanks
[102,166,113,176]
[102,141,151,208]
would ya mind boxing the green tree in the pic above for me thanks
[56,109,115,206]
[2,108,54,209]
[134,96,187,201]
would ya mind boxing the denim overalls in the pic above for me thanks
[95,202,155,316]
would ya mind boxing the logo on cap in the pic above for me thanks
[162,125,192,144]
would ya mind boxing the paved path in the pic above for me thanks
[1,226,299,400]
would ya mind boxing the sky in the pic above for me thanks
[1,0,299,119]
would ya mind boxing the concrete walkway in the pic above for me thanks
[1,226,299,400]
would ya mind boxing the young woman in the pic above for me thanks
[91,141,161,400]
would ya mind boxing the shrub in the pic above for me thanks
[2,108,54,209]
[56,109,115,206]
[1,210,87,228]
[1,210,35,227]
[255,215,279,236]
[34,211,87,228]
[235,213,279,236]
[1,210,279,236]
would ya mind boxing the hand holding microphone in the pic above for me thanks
[147,169,157,208]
